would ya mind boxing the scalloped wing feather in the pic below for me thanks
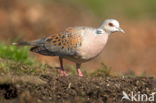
[30,27,83,56]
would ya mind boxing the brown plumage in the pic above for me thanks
[16,27,82,57]
[46,27,82,49]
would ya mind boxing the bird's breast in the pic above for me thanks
[67,33,108,63]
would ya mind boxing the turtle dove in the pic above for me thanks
[14,19,125,76]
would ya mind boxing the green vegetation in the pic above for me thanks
[91,63,111,77]
[0,57,56,75]
[0,43,34,65]
[124,69,148,77]
[70,0,156,19]
[123,69,136,77]
[0,59,35,74]
[0,43,56,74]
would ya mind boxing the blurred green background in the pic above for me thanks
[72,0,156,19]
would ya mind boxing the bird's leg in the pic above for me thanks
[58,57,68,76]
[76,63,83,77]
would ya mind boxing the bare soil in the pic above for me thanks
[0,74,156,103]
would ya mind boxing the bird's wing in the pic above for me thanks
[31,27,83,56]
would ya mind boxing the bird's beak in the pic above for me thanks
[118,27,125,33]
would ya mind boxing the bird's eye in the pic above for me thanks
[108,23,114,27]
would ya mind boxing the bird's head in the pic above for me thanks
[100,19,125,34]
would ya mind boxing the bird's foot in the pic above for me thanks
[77,69,83,77]
[57,69,68,76]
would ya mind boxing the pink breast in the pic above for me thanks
[77,34,108,60]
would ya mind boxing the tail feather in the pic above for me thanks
[12,38,47,46]
[12,41,32,46]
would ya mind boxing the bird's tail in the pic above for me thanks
[12,41,32,46]
[12,38,46,46]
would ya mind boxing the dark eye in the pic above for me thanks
[108,23,114,27]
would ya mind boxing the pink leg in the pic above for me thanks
[57,57,68,76]
[76,63,83,77]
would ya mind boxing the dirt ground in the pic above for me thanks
[0,74,155,103]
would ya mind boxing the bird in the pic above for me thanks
[13,19,125,76]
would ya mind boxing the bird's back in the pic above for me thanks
[30,27,85,56]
